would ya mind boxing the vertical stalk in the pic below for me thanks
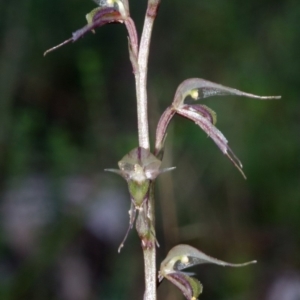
[135,1,160,300]
[136,1,160,150]
[140,183,156,300]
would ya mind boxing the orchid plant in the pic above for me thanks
[45,0,280,299]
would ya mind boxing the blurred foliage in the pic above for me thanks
[0,0,300,300]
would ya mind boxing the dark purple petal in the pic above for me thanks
[182,104,217,125]
[155,107,176,156]
[177,106,246,178]
[166,273,193,300]
[44,8,124,55]
[165,273,202,300]
[92,7,118,22]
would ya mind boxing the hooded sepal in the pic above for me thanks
[160,244,257,272]
[172,78,280,108]
[117,147,172,180]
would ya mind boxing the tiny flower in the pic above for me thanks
[155,78,280,178]
[159,244,256,300]
[105,147,175,252]
[44,3,127,56]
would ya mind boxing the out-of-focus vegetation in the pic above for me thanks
[0,0,299,299]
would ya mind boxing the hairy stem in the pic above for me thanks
[136,1,160,300]
[143,246,156,300]
[137,1,160,149]
[141,184,156,300]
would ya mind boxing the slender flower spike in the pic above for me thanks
[105,147,175,252]
[159,244,257,300]
[155,78,281,178]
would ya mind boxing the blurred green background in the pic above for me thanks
[0,0,299,299]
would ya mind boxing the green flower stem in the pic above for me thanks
[136,1,160,150]
[143,246,156,300]
[141,183,156,300]
[135,1,160,299]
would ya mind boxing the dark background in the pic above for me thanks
[0,0,299,299]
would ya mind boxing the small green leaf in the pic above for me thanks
[128,178,150,207]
